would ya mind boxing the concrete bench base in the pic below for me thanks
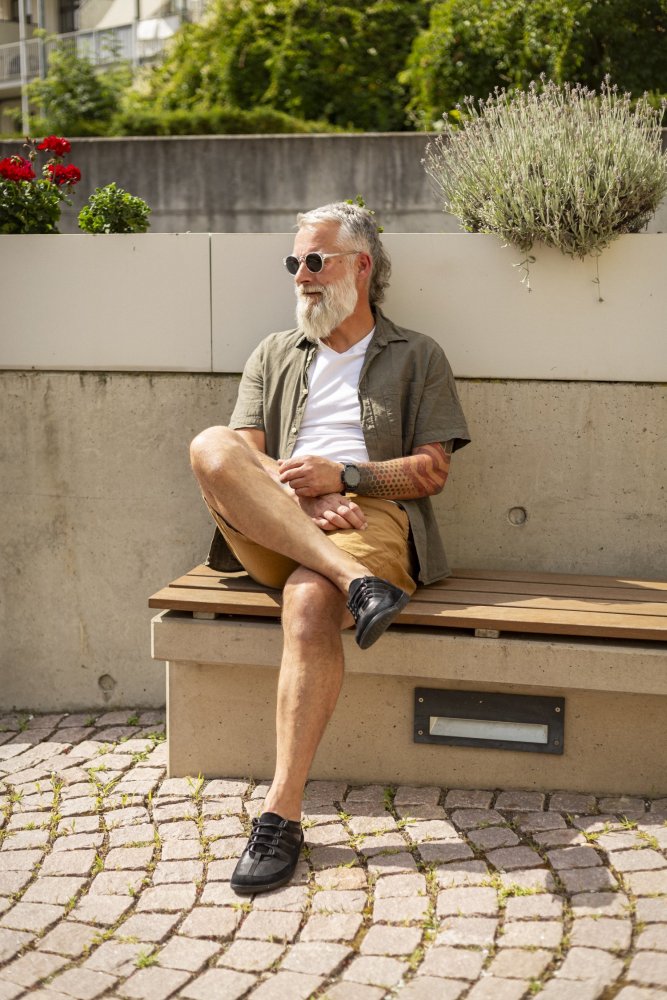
[153,612,667,796]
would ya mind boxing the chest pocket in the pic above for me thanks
[366,380,423,459]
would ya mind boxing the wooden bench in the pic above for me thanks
[149,566,667,795]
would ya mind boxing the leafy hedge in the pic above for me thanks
[406,0,667,127]
[110,105,339,136]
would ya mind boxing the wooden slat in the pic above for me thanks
[149,586,282,617]
[433,577,667,605]
[451,567,667,592]
[408,588,667,617]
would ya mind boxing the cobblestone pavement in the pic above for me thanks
[1,712,666,1000]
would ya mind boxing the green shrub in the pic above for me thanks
[110,104,338,136]
[78,182,151,233]
[26,41,132,137]
[423,79,667,259]
[120,0,430,132]
[406,0,667,127]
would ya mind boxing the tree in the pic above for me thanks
[406,0,667,127]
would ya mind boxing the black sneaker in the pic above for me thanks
[230,811,304,894]
[347,576,410,650]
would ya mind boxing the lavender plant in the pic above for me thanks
[423,78,667,259]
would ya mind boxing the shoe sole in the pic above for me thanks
[357,591,410,649]
[230,868,296,895]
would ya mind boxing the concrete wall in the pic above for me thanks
[1,371,665,712]
[1,133,665,234]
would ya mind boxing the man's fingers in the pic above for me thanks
[335,504,367,529]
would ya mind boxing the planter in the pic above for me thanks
[1,232,666,381]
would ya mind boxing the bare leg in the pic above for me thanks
[190,426,366,594]
[263,567,353,821]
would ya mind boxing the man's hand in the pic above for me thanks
[298,493,368,532]
[278,455,343,497]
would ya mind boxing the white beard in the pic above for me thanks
[295,266,359,343]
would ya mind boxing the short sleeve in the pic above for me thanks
[412,345,471,452]
[229,341,265,431]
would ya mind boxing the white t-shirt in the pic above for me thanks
[291,330,374,463]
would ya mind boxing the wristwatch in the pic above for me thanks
[341,463,361,493]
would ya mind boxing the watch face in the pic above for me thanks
[345,465,361,488]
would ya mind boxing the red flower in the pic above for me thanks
[47,162,81,185]
[0,155,35,181]
[37,135,71,157]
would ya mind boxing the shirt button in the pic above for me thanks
[291,426,297,434]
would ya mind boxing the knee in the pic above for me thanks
[282,571,345,645]
[189,426,244,484]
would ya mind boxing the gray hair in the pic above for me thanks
[296,201,391,306]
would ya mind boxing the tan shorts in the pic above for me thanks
[204,495,417,595]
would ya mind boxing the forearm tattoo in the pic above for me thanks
[355,442,453,499]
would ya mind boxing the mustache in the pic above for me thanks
[295,284,326,299]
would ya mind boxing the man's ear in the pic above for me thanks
[357,251,373,280]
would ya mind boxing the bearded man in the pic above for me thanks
[189,202,470,894]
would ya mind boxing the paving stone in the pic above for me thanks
[372,895,429,923]
[555,946,624,983]
[252,885,310,912]
[495,790,545,811]
[436,861,490,887]
[160,840,201,861]
[0,981,23,1000]
[0,829,50,850]
[155,935,220,971]
[248,970,324,999]
[180,968,256,1000]
[6,811,49,830]
[504,894,564,920]
[397,978,467,1000]
[435,917,498,947]
[84,941,148,976]
[304,822,348,846]
[616,987,667,1000]
[404,820,459,844]
[115,913,180,942]
[104,847,154,871]
[180,906,242,940]
[417,842,474,865]
[636,925,667,951]
[0,901,64,932]
[533,829,587,848]
[467,827,519,851]
[420,946,484,980]
[396,804,447,821]
[548,845,604,870]
[533,980,605,1000]
[23,875,87,905]
[0,950,69,987]
[38,921,99,956]
[323,983,386,1000]
[0,849,43,870]
[599,796,646,814]
[444,789,494,809]
[560,867,618,893]
[451,809,505,830]
[299,912,363,942]
[499,920,563,948]
[40,850,96,876]
[487,947,553,978]
[105,807,150,828]
[116,966,191,999]
[134,884,195,912]
[0,928,32,962]
[70,894,134,926]
[359,832,407,856]
[279,941,352,977]
[216,939,284,972]
[50,967,120,999]
[627,952,667,987]
[200,882,243,906]
[466,978,530,1000]
[436,887,498,917]
[152,860,203,884]
[571,916,632,951]
[208,838,248,860]
[611,848,667,872]
[157,820,199,841]
[636,899,667,923]
[315,867,367,891]
[549,792,597,813]
[557,888,621,924]
[153,803,197,823]
[312,889,366,913]
[345,786,387,804]
[59,796,98,817]
[204,780,249,798]
[624,870,667,895]
[360,924,421,956]
[57,816,101,835]
[0,870,32,894]
[499,867,556,892]
[53,833,103,851]
[342,955,408,987]
[348,814,397,836]
[486,846,543,870]
[597,831,643,851]
[366,851,420,875]
[89,871,145,896]
[395,786,441,806]
[375,873,426,898]
[308,845,359,869]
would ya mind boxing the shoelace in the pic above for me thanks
[247,816,298,859]
[347,576,384,619]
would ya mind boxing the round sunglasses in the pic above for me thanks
[283,250,361,275]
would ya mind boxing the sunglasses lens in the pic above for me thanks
[305,253,324,273]
[285,256,299,275]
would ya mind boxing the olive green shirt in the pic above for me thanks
[214,308,470,584]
